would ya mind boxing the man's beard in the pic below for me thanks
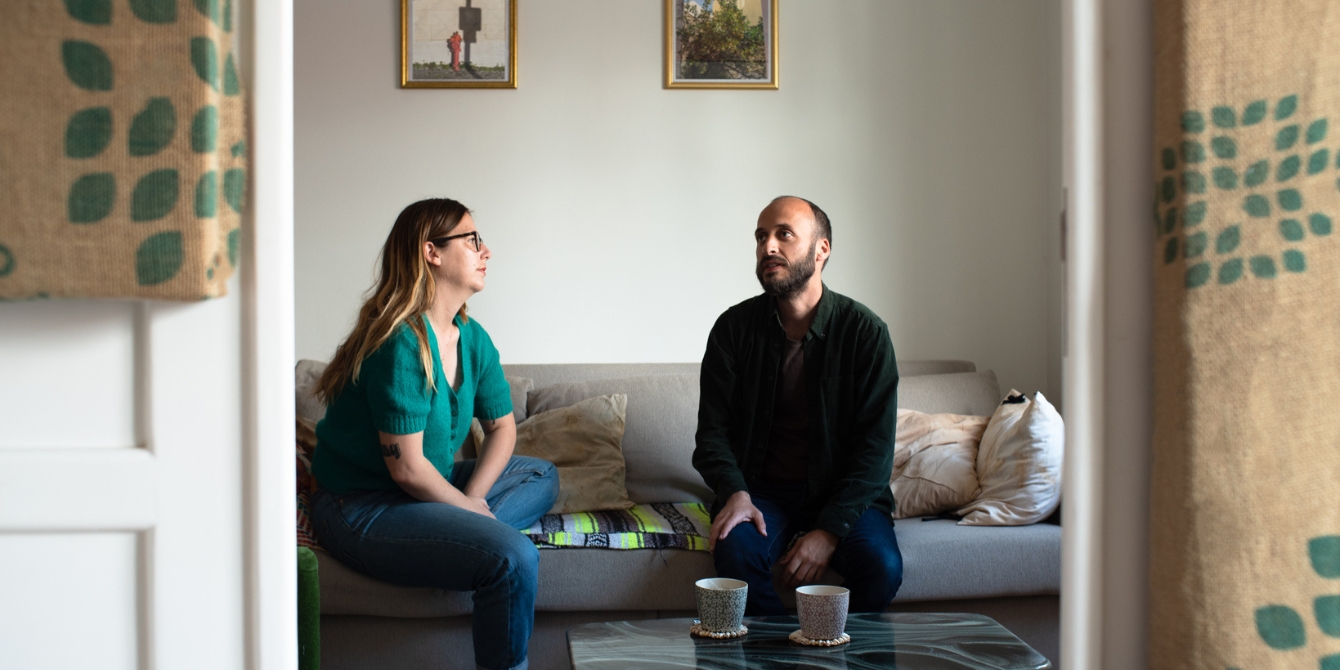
[756,240,818,299]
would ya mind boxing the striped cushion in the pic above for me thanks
[525,503,710,551]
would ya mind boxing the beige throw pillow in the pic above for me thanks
[472,394,633,515]
[956,390,1064,526]
[890,409,989,518]
[524,374,712,504]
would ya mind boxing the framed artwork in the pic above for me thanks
[401,0,517,89]
[664,0,778,89]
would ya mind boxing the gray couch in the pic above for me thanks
[296,360,1061,669]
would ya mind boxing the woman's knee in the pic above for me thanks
[511,455,555,476]
[516,456,558,488]
[498,527,540,574]
[538,458,559,490]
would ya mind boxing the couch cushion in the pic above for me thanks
[318,519,1060,617]
[515,394,634,514]
[958,391,1064,526]
[891,409,988,519]
[300,359,980,425]
[527,373,712,505]
[316,549,474,617]
[317,546,715,616]
[503,360,973,389]
[504,376,533,424]
[898,371,1001,417]
[295,359,327,423]
[525,503,709,551]
[882,519,1061,602]
[899,360,976,376]
[504,363,701,390]
[768,520,1060,606]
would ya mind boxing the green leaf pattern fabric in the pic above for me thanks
[1151,4,1340,669]
[0,0,246,299]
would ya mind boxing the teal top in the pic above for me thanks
[312,314,513,495]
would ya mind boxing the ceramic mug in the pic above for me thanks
[795,585,850,640]
[694,578,748,633]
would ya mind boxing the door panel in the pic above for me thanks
[0,291,246,670]
[0,532,140,670]
[0,302,136,450]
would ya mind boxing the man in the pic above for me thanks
[693,196,902,616]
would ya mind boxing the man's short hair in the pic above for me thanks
[772,196,831,245]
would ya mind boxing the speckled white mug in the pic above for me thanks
[795,585,849,640]
[694,578,748,632]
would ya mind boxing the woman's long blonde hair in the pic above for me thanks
[315,198,471,404]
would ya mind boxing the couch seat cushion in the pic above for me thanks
[885,518,1061,602]
[316,545,715,617]
[318,519,1059,617]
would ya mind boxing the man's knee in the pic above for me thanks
[874,547,903,595]
[848,546,902,610]
[712,525,771,576]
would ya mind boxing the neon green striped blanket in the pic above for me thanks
[524,502,710,551]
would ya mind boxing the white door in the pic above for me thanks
[0,297,246,670]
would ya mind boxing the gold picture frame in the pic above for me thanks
[401,0,518,89]
[664,0,778,89]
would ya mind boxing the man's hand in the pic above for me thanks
[709,491,767,551]
[778,529,838,588]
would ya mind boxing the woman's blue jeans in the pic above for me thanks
[311,456,559,670]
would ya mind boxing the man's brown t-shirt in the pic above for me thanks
[761,337,808,483]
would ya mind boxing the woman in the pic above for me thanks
[310,198,558,670]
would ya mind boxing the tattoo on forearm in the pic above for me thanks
[381,443,401,459]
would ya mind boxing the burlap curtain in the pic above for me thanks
[1151,2,1340,668]
[0,0,246,301]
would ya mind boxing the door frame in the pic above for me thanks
[241,1,297,669]
[1061,0,1154,667]
[245,1,1159,667]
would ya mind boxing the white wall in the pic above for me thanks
[296,0,1063,398]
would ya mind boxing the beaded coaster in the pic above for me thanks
[788,630,852,647]
[689,622,748,639]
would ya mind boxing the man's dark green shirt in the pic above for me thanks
[693,285,899,539]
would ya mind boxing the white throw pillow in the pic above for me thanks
[956,390,1064,526]
[890,409,988,518]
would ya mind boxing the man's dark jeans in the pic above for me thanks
[712,480,903,616]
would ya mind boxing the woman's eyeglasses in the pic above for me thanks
[430,231,483,252]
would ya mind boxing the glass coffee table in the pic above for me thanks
[568,612,1052,669]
